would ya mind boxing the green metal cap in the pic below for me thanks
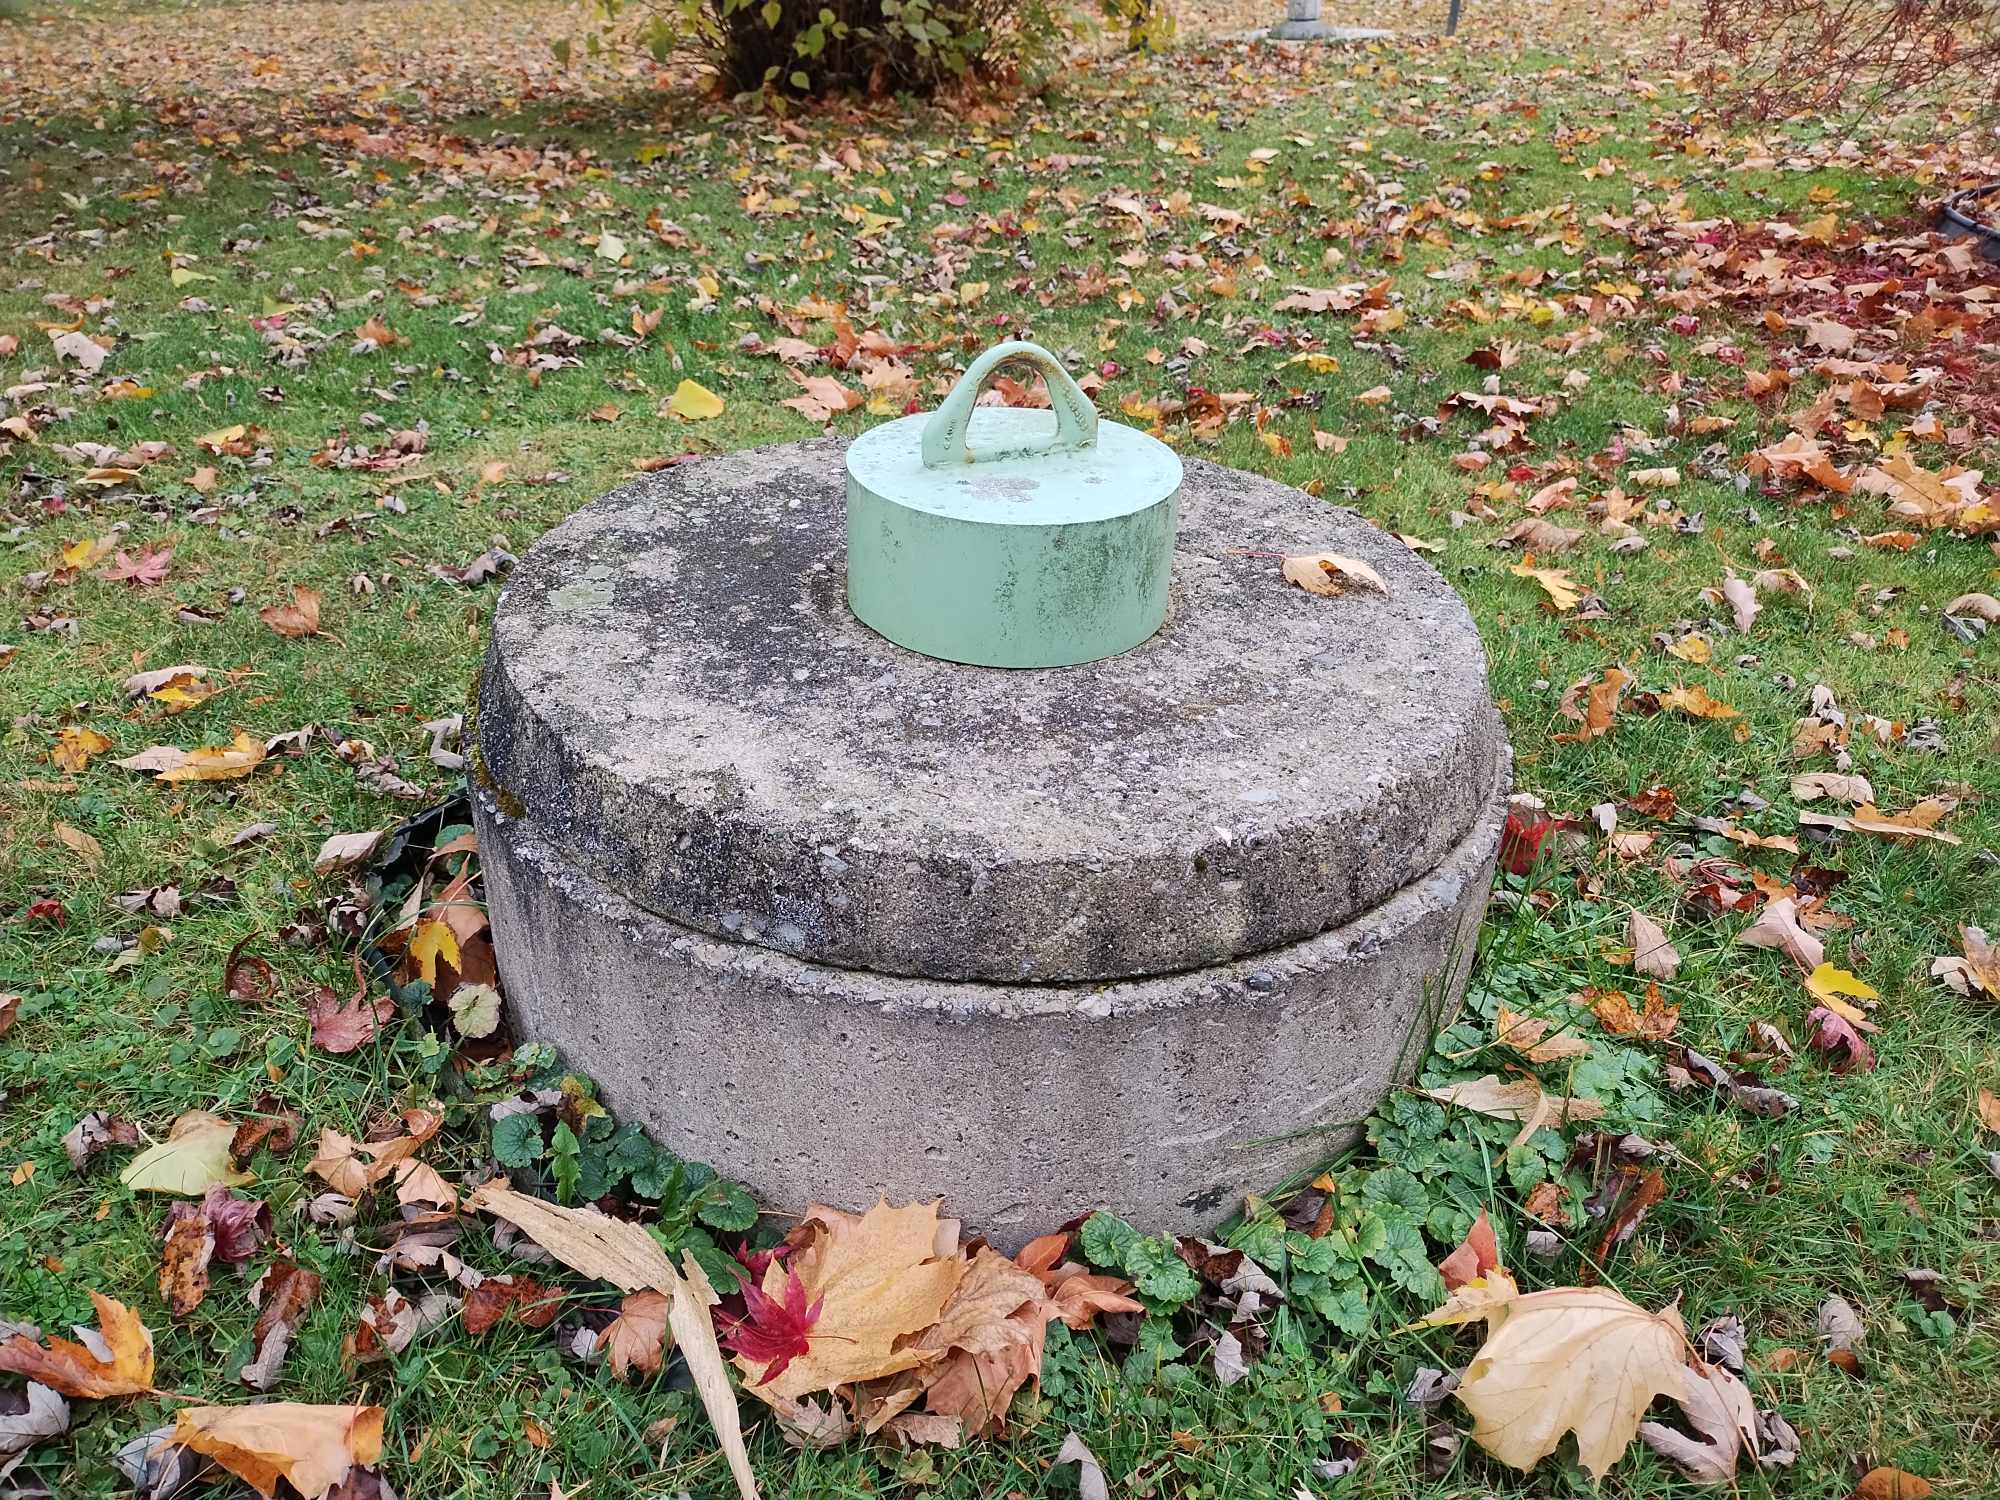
[845,340,1182,668]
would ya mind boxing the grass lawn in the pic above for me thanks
[3,0,1998,1494]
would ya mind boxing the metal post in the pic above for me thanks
[1446,0,1461,34]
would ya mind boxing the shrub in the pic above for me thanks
[1680,0,2000,122]
[1101,0,1173,52]
[576,0,1078,96]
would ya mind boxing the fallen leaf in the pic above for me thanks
[1279,551,1389,597]
[1931,926,2000,1001]
[49,329,110,373]
[313,831,384,874]
[462,1275,563,1334]
[116,730,267,784]
[306,1113,440,1200]
[1496,518,1583,552]
[53,823,103,869]
[0,1294,155,1398]
[1415,1075,1604,1148]
[241,1260,321,1390]
[1792,773,1875,805]
[907,1247,1054,1436]
[1437,1210,1500,1291]
[0,1381,70,1479]
[124,664,215,713]
[306,977,395,1056]
[599,1289,670,1381]
[1499,807,1556,875]
[1057,1431,1110,1500]
[1637,1357,1760,1484]
[260,588,323,638]
[159,1209,216,1318]
[667,379,725,420]
[721,1268,822,1387]
[1804,963,1879,1012]
[1494,1008,1592,1063]
[667,1253,762,1500]
[781,369,864,423]
[739,1200,966,1405]
[1651,685,1739,721]
[1590,983,1680,1042]
[1721,574,1760,632]
[63,1112,141,1173]
[52,727,112,773]
[1554,666,1628,742]
[1511,563,1580,611]
[1444,1278,1689,1479]
[1855,1469,1934,1500]
[1737,897,1825,972]
[464,1181,678,1289]
[1628,910,1681,979]
[171,1404,382,1500]
[1799,801,1961,846]
[119,1111,254,1196]
[1805,1006,1875,1074]
[96,546,173,587]
[406,919,461,986]
[1944,593,2000,622]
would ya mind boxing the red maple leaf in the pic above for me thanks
[718,1267,821,1387]
[96,545,173,586]
[1498,809,1554,877]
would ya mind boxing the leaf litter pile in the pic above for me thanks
[2,0,1999,1493]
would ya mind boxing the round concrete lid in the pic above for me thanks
[476,438,1507,983]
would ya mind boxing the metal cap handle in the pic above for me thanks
[920,340,1099,469]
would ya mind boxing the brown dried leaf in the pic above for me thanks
[599,1289,670,1381]
[1628,910,1681,979]
[1737,896,1825,972]
[0,1294,155,1398]
[171,1403,382,1500]
[1280,551,1389,597]
[259,588,323,637]
[1590,983,1680,1043]
[461,1275,563,1335]
[908,1247,1053,1436]
[1437,1209,1500,1291]
[1494,1008,1593,1063]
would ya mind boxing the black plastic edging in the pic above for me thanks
[1940,182,2000,261]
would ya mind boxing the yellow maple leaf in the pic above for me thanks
[158,730,266,783]
[53,726,112,773]
[1805,962,1879,1010]
[667,380,724,421]
[741,1199,966,1405]
[1655,685,1739,720]
[407,919,461,986]
[1511,563,1580,611]
[61,535,118,571]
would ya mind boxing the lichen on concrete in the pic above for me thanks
[479,439,1508,984]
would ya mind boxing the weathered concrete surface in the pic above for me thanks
[478,441,1506,983]
[473,763,1505,1244]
